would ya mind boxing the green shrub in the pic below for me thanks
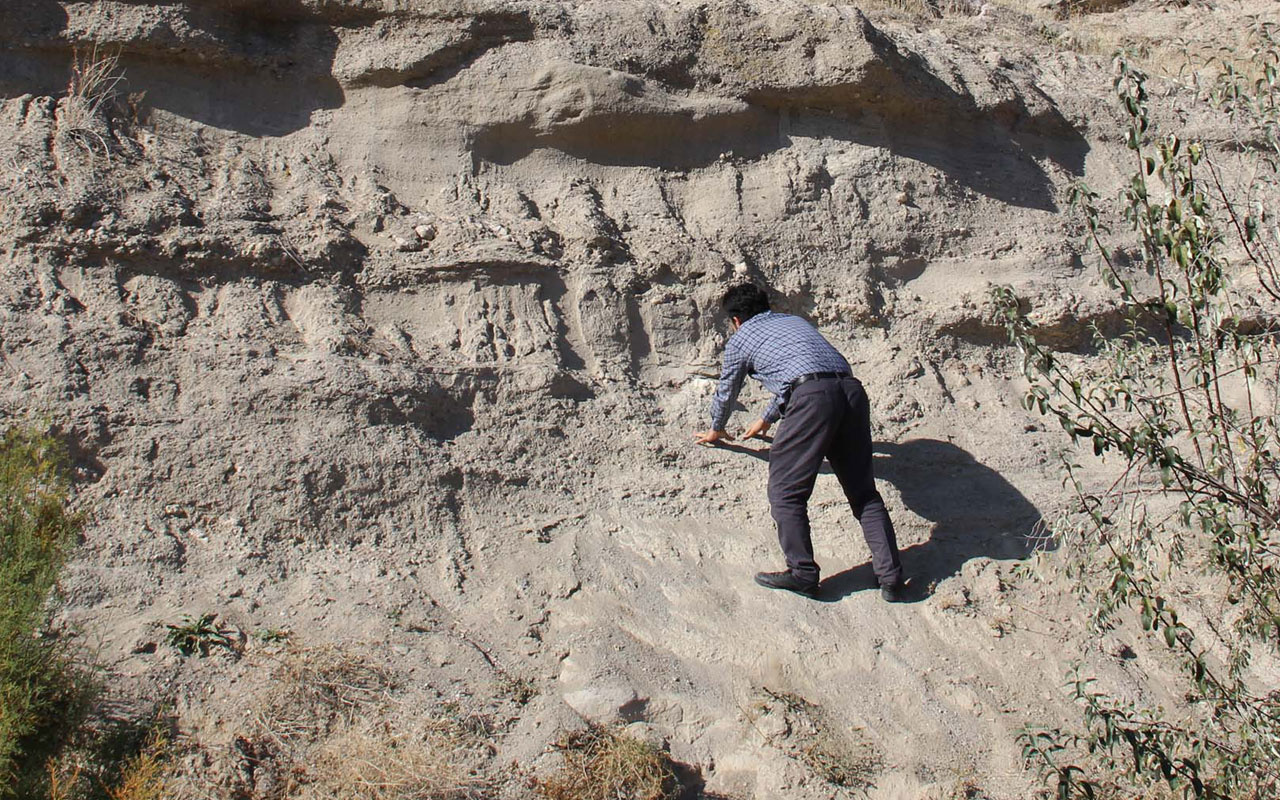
[0,427,87,796]
[994,33,1280,800]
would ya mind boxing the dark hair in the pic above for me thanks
[721,283,771,321]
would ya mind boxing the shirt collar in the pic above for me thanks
[737,311,777,332]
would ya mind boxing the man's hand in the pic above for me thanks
[694,429,733,445]
[743,418,772,440]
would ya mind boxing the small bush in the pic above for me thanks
[997,36,1280,800]
[103,730,171,800]
[536,724,680,800]
[0,427,87,797]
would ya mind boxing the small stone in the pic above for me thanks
[562,685,643,723]
[624,722,667,749]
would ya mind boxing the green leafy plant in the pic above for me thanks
[165,614,235,657]
[255,627,293,644]
[0,427,88,797]
[993,37,1280,800]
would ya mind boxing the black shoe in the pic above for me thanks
[880,580,907,603]
[754,570,819,598]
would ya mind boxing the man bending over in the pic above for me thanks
[694,283,906,601]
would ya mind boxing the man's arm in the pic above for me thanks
[695,337,747,444]
[761,395,783,427]
[708,337,747,431]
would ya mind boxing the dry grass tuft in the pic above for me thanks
[45,726,176,800]
[55,44,126,158]
[177,643,498,800]
[750,688,882,792]
[535,724,680,800]
[1061,0,1137,15]
[302,721,489,800]
[254,644,396,749]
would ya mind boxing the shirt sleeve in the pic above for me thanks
[709,336,748,431]
[761,394,783,424]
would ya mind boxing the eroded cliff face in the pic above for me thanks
[0,1,1250,797]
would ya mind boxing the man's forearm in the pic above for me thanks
[762,396,782,424]
[710,350,746,430]
[710,404,732,431]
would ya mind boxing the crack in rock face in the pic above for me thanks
[3,0,1270,797]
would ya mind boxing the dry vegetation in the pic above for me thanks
[747,689,883,794]
[251,644,398,750]
[142,643,494,800]
[302,722,488,800]
[858,0,986,20]
[101,732,171,800]
[534,725,681,800]
[54,44,125,159]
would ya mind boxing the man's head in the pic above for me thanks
[721,283,770,329]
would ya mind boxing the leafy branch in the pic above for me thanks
[1000,48,1280,800]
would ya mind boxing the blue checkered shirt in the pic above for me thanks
[709,311,851,430]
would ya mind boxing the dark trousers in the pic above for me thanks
[766,376,903,586]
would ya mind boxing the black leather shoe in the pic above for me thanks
[880,581,908,603]
[754,570,819,598]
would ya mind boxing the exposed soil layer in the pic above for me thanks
[2,1,1276,797]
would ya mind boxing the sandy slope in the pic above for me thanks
[1,0,1275,797]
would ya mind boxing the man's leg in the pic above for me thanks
[766,384,839,583]
[827,378,904,587]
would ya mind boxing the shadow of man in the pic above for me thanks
[818,438,1046,603]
